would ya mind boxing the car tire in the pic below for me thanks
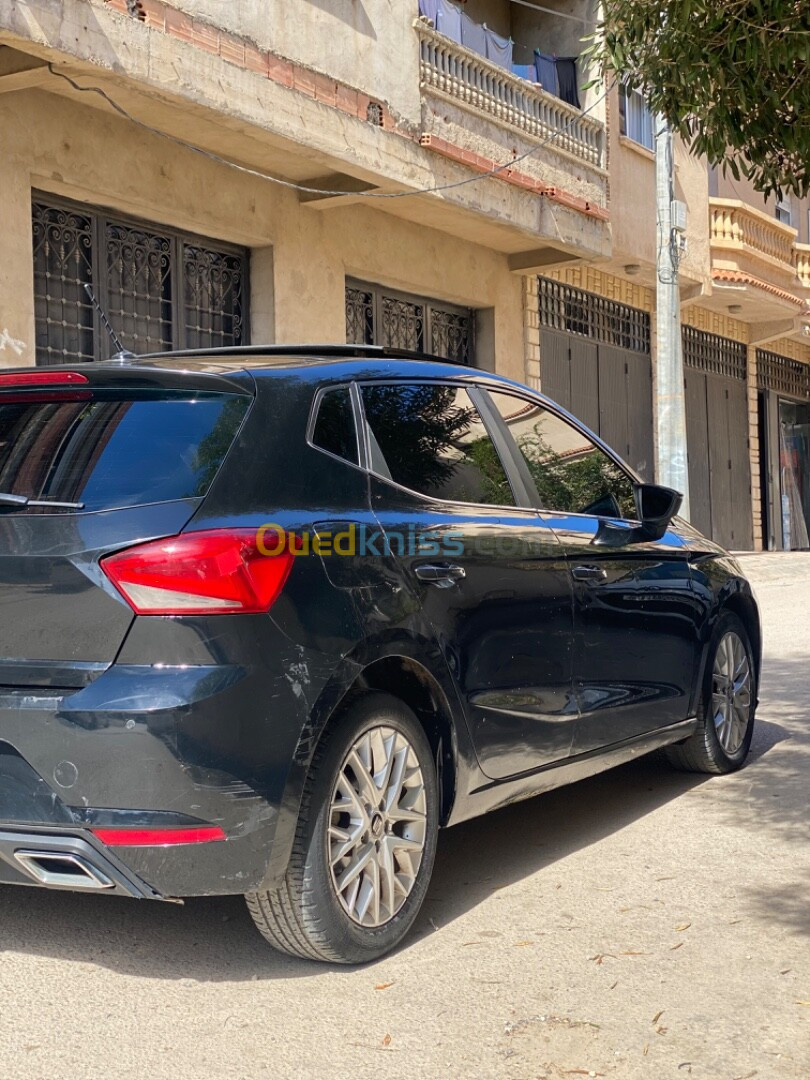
[663,611,756,774]
[246,692,439,964]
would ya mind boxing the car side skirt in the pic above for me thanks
[447,718,699,827]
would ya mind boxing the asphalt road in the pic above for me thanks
[0,555,807,1080]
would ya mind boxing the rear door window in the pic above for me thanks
[0,389,250,512]
[360,382,517,507]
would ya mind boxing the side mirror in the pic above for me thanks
[634,483,683,540]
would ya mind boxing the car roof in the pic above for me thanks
[0,346,641,481]
[140,349,466,378]
[65,344,539,395]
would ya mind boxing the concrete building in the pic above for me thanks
[0,0,808,549]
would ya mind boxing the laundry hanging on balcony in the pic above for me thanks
[460,11,488,56]
[419,0,513,69]
[555,58,580,109]
[511,64,538,83]
[429,0,463,41]
[418,0,440,26]
[534,51,580,109]
[485,27,513,68]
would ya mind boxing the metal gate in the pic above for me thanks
[683,326,752,550]
[537,277,654,480]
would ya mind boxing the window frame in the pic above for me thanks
[32,191,250,364]
[305,383,363,469]
[354,378,535,511]
[346,278,475,365]
[618,84,655,152]
[478,385,642,523]
[775,195,793,227]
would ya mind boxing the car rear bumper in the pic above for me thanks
[0,657,314,897]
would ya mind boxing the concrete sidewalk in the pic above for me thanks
[0,557,807,1079]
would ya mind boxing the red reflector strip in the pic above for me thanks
[92,826,226,847]
[0,371,89,387]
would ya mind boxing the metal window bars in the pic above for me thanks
[537,276,651,354]
[32,194,248,363]
[346,279,474,364]
[682,325,747,381]
[756,348,810,400]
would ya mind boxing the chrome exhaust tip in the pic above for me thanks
[13,850,115,890]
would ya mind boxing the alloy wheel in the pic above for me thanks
[328,725,427,928]
[711,630,752,754]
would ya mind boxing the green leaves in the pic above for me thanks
[586,0,810,198]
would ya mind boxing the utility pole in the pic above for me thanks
[654,117,691,518]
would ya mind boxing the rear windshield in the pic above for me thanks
[0,389,250,512]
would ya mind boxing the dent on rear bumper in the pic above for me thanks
[0,652,328,896]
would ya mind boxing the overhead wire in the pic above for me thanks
[46,63,610,201]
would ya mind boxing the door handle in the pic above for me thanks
[414,563,466,588]
[572,564,607,582]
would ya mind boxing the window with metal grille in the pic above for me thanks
[32,195,248,364]
[757,349,810,400]
[345,279,474,364]
[682,325,746,380]
[537,276,650,354]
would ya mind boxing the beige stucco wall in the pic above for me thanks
[166,0,423,126]
[0,89,525,379]
[607,87,657,269]
[420,93,607,211]
[607,86,710,289]
[673,142,711,288]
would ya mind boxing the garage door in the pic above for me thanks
[537,277,654,480]
[683,326,753,551]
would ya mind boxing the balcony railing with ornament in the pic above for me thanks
[793,244,810,291]
[415,19,604,169]
[710,198,797,274]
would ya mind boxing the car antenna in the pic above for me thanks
[82,284,137,361]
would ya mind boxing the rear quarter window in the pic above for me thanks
[0,389,250,512]
[310,387,358,464]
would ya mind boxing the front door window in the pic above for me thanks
[485,390,637,519]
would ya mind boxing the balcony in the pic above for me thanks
[708,198,809,319]
[794,244,810,291]
[415,20,605,172]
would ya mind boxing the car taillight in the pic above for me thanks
[100,529,296,615]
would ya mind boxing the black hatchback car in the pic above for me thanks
[0,346,759,963]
